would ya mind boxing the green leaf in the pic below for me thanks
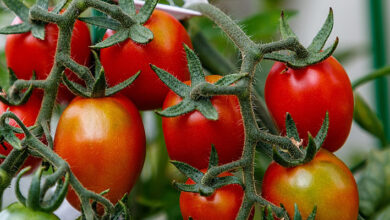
[313,112,329,149]
[31,23,46,40]
[171,161,203,183]
[128,24,154,44]
[119,0,135,16]
[151,64,190,97]
[358,148,390,217]
[78,16,121,31]
[184,44,205,86]
[156,98,195,117]
[2,0,30,23]
[214,72,248,86]
[208,145,219,169]
[91,29,129,49]
[354,93,386,144]
[136,0,158,24]
[0,23,31,34]
[307,8,333,52]
[285,113,300,141]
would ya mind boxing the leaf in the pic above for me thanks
[308,8,334,52]
[358,148,390,217]
[151,65,190,97]
[91,29,129,49]
[79,16,121,31]
[128,24,154,44]
[0,23,31,34]
[353,93,386,144]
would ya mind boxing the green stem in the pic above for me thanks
[352,66,390,89]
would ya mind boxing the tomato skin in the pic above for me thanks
[162,75,244,169]
[0,91,42,171]
[5,17,91,103]
[100,9,192,110]
[180,171,252,220]
[53,95,146,210]
[264,56,354,152]
[0,203,59,220]
[262,149,359,220]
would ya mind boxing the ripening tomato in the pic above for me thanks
[0,203,59,220]
[0,91,42,171]
[262,149,359,220]
[53,95,146,210]
[100,9,192,110]
[180,171,253,220]
[5,16,91,103]
[162,75,244,169]
[264,56,354,152]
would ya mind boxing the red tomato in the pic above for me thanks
[264,56,354,152]
[5,17,91,103]
[180,171,252,220]
[100,9,192,110]
[53,95,146,210]
[0,91,42,170]
[162,75,244,169]
[262,149,359,220]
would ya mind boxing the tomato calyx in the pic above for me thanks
[62,51,139,98]
[0,69,36,106]
[263,204,317,220]
[263,8,338,69]
[172,146,243,197]
[272,112,329,168]
[152,45,247,120]
[15,166,70,213]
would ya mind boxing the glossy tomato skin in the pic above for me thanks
[100,9,192,110]
[5,17,91,103]
[180,171,253,220]
[264,56,354,152]
[162,75,244,169]
[0,91,42,171]
[262,149,359,220]
[53,95,146,210]
[0,203,59,220]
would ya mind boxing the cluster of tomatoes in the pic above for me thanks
[0,5,359,220]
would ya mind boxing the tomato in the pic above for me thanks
[5,16,91,103]
[0,203,59,220]
[0,91,42,171]
[162,75,244,169]
[262,149,359,220]
[264,56,354,152]
[100,9,192,110]
[53,95,146,210]
[180,171,253,220]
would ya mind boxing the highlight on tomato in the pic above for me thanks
[0,91,43,171]
[53,95,146,210]
[262,149,359,220]
[162,75,245,169]
[5,16,91,103]
[100,9,192,110]
[264,56,354,152]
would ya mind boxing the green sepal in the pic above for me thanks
[78,17,121,31]
[52,0,68,14]
[135,0,158,24]
[353,92,386,144]
[156,98,196,117]
[40,172,70,212]
[91,29,129,49]
[196,99,218,120]
[31,23,46,41]
[280,11,298,39]
[293,204,302,220]
[313,112,329,148]
[171,161,204,183]
[301,133,317,164]
[173,182,199,193]
[91,69,107,98]
[105,72,140,96]
[185,44,205,86]
[119,0,136,16]
[285,112,300,142]
[0,123,23,150]
[306,206,317,220]
[15,167,31,206]
[212,175,243,189]
[262,205,274,220]
[272,147,300,168]
[27,167,44,210]
[208,145,219,169]
[2,0,30,23]
[36,0,49,9]
[0,23,31,35]
[111,194,130,220]
[128,24,154,44]
[214,73,248,86]
[0,70,35,106]
[62,73,90,97]
[308,8,333,51]
[151,65,190,97]
[41,121,53,149]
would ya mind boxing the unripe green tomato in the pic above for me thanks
[0,203,59,220]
